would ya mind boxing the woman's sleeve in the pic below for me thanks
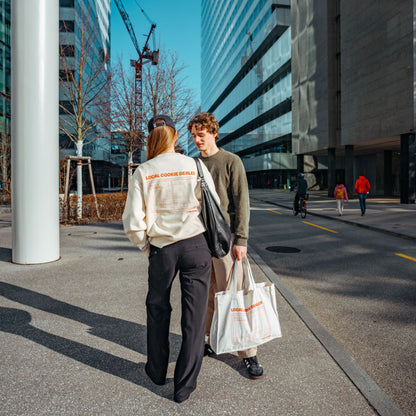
[122,172,150,256]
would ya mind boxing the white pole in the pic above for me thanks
[11,0,60,264]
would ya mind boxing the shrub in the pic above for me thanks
[61,192,127,224]
[0,192,11,205]
[0,181,11,205]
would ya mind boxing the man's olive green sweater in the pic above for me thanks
[199,148,249,246]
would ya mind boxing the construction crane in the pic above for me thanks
[114,0,158,129]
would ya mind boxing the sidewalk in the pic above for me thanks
[249,189,416,242]
[0,203,407,415]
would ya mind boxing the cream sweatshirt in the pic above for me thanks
[122,152,219,255]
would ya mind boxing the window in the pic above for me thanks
[60,0,74,7]
[59,20,74,32]
[59,69,75,81]
[99,48,105,63]
[59,100,73,115]
[60,44,75,57]
[59,133,73,148]
[111,144,124,154]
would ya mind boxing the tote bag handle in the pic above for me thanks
[231,257,256,294]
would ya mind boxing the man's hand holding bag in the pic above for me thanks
[209,257,282,354]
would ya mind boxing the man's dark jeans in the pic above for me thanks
[358,193,367,214]
[294,193,306,213]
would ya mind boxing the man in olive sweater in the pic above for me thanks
[188,112,263,379]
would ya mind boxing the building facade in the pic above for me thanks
[59,0,115,193]
[59,0,111,162]
[2,1,113,194]
[196,0,294,189]
[291,0,415,201]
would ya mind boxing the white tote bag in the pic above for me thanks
[209,257,282,354]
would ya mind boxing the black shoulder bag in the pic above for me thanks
[194,157,232,258]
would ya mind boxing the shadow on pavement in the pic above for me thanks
[0,247,12,262]
[0,282,182,400]
[208,352,251,379]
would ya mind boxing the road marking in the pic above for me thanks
[267,208,282,215]
[395,253,416,262]
[250,202,258,206]
[302,221,338,233]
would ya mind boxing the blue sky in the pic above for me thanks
[110,0,202,103]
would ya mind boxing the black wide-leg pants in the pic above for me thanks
[145,233,212,402]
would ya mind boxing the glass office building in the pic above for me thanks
[196,0,295,188]
[59,0,111,162]
[0,0,112,192]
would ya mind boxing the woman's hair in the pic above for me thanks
[146,122,177,161]
[187,112,219,140]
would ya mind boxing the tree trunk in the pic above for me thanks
[128,151,133,185]
[76,140,83,219]
[1,132,10,188]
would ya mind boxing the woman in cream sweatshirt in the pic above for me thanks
[123,114,219,403]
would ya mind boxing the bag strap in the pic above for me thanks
[193,157,204,179]
[243,257,256,291]
[231,257,256,294]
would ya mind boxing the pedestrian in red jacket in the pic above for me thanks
[354,175,370,216]
[334,184,348,216]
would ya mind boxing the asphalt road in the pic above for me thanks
[248,200,416,416]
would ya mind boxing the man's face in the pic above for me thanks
[191,126,217,154]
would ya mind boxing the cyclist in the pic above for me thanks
[291,173,308,215]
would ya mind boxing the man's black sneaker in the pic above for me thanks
[204,343,215,356]
[243,356,264,379]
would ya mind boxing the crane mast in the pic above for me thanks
[114,0,158,133]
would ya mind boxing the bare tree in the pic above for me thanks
[111,48,198,164]
[142,48,198,147]
[59,7,111,218]
[111,57,145,172]
[0,130,11,199]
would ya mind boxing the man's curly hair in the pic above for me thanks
[187,112,219,140]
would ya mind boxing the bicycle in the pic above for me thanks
[293,193,308,218]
